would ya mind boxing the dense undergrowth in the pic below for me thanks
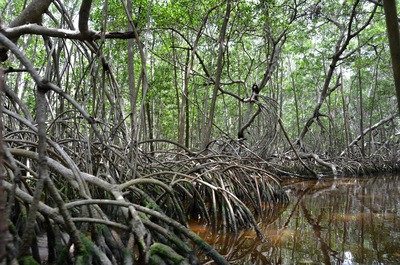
[0,1,399,264]
[2,126,399,264]
[2,132,290,264]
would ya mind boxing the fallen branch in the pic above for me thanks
[340,114,396,156]
[298,153,337,177]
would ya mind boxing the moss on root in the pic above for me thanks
[149,242,190,265]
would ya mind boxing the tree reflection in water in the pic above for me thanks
[191,175,400,264]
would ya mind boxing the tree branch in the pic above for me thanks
[79,0,92,36]
[339,114,396,156]
[9,0,53,29]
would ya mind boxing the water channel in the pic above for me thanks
[190,175,400,264]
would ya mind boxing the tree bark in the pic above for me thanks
[9,0,52,28]
[78,0,93,36]
[383,0,400,114]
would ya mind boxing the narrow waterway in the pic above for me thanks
[190,175,400,264]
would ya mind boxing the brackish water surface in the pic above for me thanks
[190,175,400,264]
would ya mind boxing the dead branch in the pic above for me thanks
[340,114,396,156]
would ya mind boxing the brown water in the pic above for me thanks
[190,175,400,264]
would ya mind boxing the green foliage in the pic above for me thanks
[17,256,39,265]
[2,0,396,154]
[56,234,95,265]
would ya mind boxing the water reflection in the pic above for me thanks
[191,175,400,264]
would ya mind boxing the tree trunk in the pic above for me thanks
[127,0,140,167]
[295,0,377,147]
[178,50,190,147]
[340,67,351,157]
[383,0,400,114]
[358,68,365,156]
[202,0,231,149]
[0,69,8,263]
